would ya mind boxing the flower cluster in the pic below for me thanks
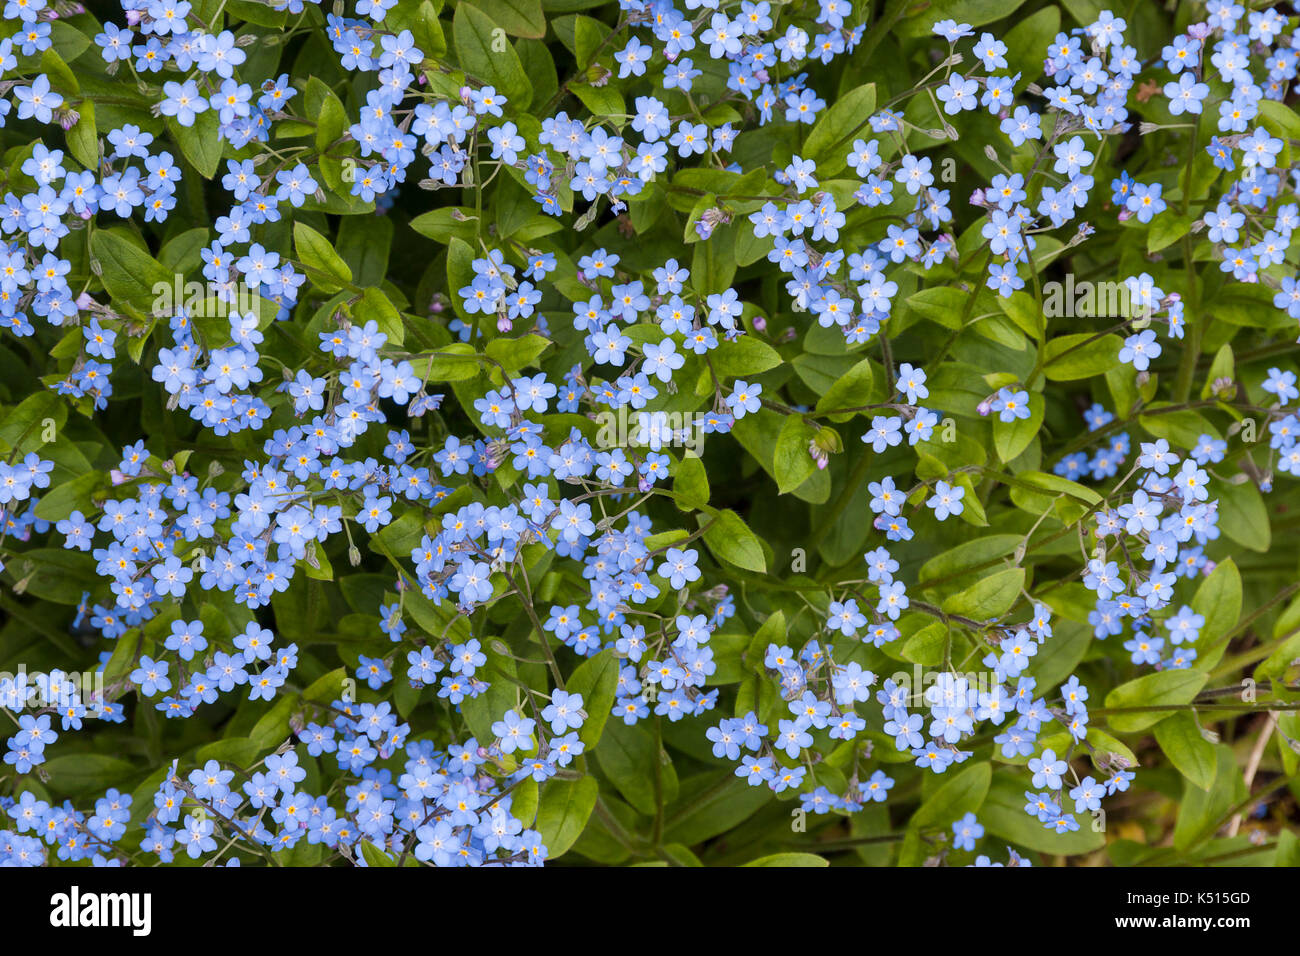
[0,0,1298,869]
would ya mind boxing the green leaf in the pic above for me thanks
[1147,212,1192,253]
[1026,620,1092,690]
[953,473,988,527]
[1009,470,1102,506]
[313,82,350,197]
[248,693,298,751]
[791,352,857,396]
[1009,482,1086,524]
[744,609,787,665]
[4,548,96,604]
[897,0,1029,37]
[802,82,876,175]
[565,648,618,748]
[814,357,877,422]
[663,772,769,845]
[91,230,172,310]
[409,207,479,244]
[459,642,519,743]
[1258,99,1300,164]
[196,736,261,768]
[1191,557,1241,670]
[66,99,99,169]
[901,621,948,665]
[1153,712,1217,792]
[336,214,393,286]
[103,629,142,688]
[33,471,104,520]
[731,410,827,504]
[468,0,546,37]
[910,761,991,832]
[572,14,609,64]
[1212,283,1288,330]
[1104,669,1208,734]
[510,777,539,831]
[1216,479,1269,553]
[454,2,533,107]
[536,775,598,858]
[293,222,353,293]
[0,391,64,450]
[773,415,817,494]
[1041,333,1122,381]
[701,508,766,573]
[942,567,1024,621]
[993,391,1043,463]
[672,453,709,509]
[980,772,1104,854]
[408,344,483,382]
[387,0,447,57]
[1199,344,1235,400]
[997,290,1045,340]
[1276,829,1300,867]
[595,721,678,814]
[1137,404,1218,449]
[741,853,828,867]
[1002,6,1059,79]
[227,0,288,25]
[485,333,551,374]
[919,534,1021,586]
[905,287,967,330]
[1173,744,1246,853]
[302,667,349,704]
[353,286,405,347]
[167,109,222,179]
[710,335,782,378]
[359,839,397,866]
[47,20,91,62]
[40,754,135,795]
[571,83,625,121]
[447,236,477,323]
[302,540,333,581]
